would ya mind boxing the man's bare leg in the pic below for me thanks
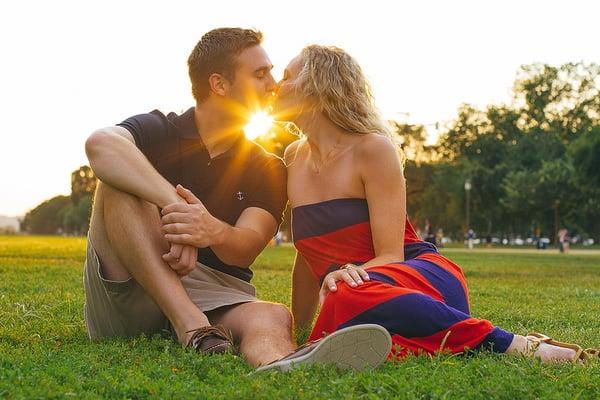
[89,182,210,344]
[207,302,296,366]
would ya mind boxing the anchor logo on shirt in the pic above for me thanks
[235,191,245,201]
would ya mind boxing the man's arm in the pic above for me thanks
[86,127,197,275]
[211,207,276,267]
[85,126,182,209]
[161,185,276,268]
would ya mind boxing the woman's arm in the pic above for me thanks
[359,135,406,268]
[291,252,320,333]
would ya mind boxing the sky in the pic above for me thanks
[1,0,599,217]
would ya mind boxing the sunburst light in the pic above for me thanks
[244,111,274,140]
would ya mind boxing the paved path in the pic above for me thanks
[440,247,600,256]
[277,242,600,256]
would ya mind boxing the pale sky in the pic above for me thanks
[1,0,598,217]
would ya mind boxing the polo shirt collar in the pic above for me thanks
[174,107,248,159]
[173,107,200,139]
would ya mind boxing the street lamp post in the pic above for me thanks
[464,179,473,249]
[464,179,472,232]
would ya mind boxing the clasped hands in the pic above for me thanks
[160,184,224,276]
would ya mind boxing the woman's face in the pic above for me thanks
[271,55,308,123]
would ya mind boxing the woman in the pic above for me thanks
[273,45,597,363]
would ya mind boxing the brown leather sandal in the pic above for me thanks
[186,325,235,355]
[526,332,599,363]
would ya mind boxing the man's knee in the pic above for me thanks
[237,302,292,333]
[261,303,293,331]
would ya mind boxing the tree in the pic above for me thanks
[514,63,600,139]
[60,194,93,235]
[22,166,97,235]
[569,127,600,187]
[71,165,97,205]
[391,122,441,165]
[21,196,71,234]
[567,127,600,241]
[413,62,600,241]
[412,162,466,237]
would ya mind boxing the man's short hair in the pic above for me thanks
[188,28,263,102]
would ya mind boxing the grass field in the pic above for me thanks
[1,235,599,399]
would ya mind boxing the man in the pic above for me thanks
[83,27,391,371]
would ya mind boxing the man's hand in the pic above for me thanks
[161,185,227,248]
[162,243,198,277]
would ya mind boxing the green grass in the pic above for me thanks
[1,235,600,399]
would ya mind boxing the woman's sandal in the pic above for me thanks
[526,332,599,363]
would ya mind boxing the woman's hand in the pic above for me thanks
[319,264,370,305]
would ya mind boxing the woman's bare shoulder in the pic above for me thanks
[355,134,398,164]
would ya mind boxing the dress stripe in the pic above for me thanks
[337,293,471,338]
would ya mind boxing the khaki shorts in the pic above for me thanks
[83,235,258,340]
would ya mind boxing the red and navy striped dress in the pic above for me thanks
[293,198,514,359]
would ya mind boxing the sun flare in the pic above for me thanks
[244,111,274,140]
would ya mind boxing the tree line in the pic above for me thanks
[402,62,600,243]
[20,166,96,235]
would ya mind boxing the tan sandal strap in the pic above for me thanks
[524,336,544,356]
[581,348,600,361]
[526,332,552,342]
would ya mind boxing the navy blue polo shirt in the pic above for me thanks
[117,107,287,282]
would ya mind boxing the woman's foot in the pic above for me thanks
[507,334,578,362]
[528,336,578,362]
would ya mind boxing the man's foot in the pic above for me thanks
[186,325,235,355]
[255,324,391,373]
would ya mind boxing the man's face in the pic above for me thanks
[225,45,276,120]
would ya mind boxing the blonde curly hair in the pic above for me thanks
[296,45,395,141]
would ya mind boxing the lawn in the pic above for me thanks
[1,235,599,399]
